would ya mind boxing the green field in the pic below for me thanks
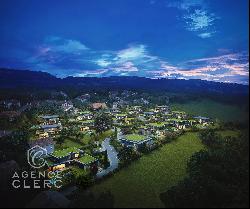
[217,130,240,138]
[171,99,248,122]
[52,147,80,158]
[56,139,83,149]
[90,132,204,208]
[77,154,96,164]
[125,134,146,141]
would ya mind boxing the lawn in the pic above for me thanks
[56,139,83,149]
[90,132,204,208]
[77,154,96,164]
[171,99,248,122]
[52,147,80,158]
[149,122,166,127]
[125,134,146,141]
[217,130,240,138]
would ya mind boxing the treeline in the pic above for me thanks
[160,129,249,208]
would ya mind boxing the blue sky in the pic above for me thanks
[0,0,249,84]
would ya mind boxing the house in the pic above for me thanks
[132,106,142,112]
[76,94,90,102]
[40,115,60,125]
[155,130,166,138]
[176,123,186,130]
[155,105,170,113]
[79,125,90,132]
[115,113,127,120]
[48,147,84,171]
[148,122,166,131]
[50,147,84,162]
[81,119,94,127]
[91,102,107,110]
[77,111,93,121]
[36,130,49,138]
[119,134,154,151]
[61,101,74,112]
[125,117,135,125]
[40,124,62,137]
[74,154,98,170]
[194,116,211,125]
[138,126,152,135]
[172,111,187,119]
[47,147,98,171]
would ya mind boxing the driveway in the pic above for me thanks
[96,138,119,178]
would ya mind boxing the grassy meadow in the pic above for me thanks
[171,99,248,122]
[91,132,204,208]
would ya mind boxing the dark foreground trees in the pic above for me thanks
[160,130,249,208]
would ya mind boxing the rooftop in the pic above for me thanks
[52,147,81,158]
[41,124,61,129]
[41,115,59,119]
[76,154,96,164]
[124,134,146,141]
[194,116,210,120]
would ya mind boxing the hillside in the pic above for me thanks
[0,69,248,97]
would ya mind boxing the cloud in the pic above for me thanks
[10,35,248,84]
[112,62,139,72]
[198,32,213,38]
[94,59,112,67]
[183,9,217,31]
[74,69,108,77]
[93,44,158,75]
[43,36,89,54]
[154,52,249,84]
[167,0,219,38]
[116,44,148,62]
[167,0,205,10]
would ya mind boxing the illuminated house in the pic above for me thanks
[91,102,107,110]
[40,115,60,125]
[47,147,98,171]
[40,124,62,137]
[119,134,154,151]
[194,116,211,125]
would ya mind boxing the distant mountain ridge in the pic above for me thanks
[0,68,248,96]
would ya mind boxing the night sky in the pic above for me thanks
[0,0,249,84]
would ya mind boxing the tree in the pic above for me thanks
[71,168,94,188]
[94,113,113,134]
[199,129,221,147]
[160,131,249,208]
[118,147,140,167]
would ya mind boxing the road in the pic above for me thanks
[96,138,119,179]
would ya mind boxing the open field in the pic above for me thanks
[55,139,83,149]
[90,132,204,208]
[125,134,146,141]
[78,154,96,164]
[217,130,240,138]
[171,99,248,122]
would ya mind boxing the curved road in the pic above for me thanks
[96,138,119,179]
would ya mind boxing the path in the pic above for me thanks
[96,138,119,178]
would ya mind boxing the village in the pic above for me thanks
[0,90,214,188]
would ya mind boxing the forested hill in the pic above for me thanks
[0,68,248,96]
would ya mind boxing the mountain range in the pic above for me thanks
[0,68,248,97]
